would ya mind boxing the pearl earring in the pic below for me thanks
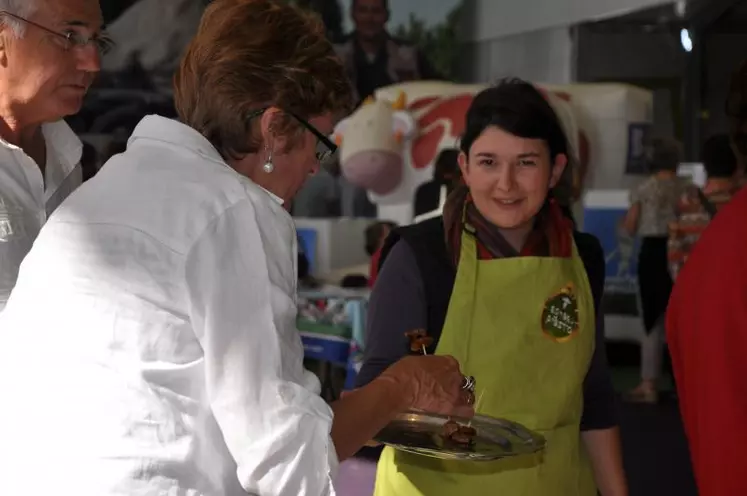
[262,150,274,173]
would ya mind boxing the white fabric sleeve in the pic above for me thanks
[185,199,337,496]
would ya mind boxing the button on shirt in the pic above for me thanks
[0,120,82,309]
[0,115,338,495]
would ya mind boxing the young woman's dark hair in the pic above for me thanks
[433,148,459,184]
[457,78,577,208]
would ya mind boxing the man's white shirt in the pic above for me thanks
[0,120,82,309]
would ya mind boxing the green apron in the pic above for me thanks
[374,226,597,495]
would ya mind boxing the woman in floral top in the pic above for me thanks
[623,138,689,403]
[669,134,741,280]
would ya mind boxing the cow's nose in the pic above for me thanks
[341,150,403,195]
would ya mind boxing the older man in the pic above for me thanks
[331,0,442,218]
[334,0,440,106]
[0,0,103,309]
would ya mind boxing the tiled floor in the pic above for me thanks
[336,457,377,496]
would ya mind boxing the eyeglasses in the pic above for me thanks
[248,108,338,166]
[0,11,114,55]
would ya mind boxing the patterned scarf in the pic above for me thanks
[442,183,573,265]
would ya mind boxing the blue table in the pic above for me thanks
[297,288,368,398]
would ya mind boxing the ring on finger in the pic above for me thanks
[461,375,476,392]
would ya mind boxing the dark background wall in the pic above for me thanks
[575,0,747,160]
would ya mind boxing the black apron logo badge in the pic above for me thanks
[541,284,580,342]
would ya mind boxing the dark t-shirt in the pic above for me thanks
[343,33,443,105]
[357,235,617,431]
[413,181,447,219]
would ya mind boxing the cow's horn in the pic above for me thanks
[392,92,406,110]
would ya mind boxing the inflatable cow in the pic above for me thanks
[333,81,653,226]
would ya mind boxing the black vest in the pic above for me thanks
[378,218,605,353]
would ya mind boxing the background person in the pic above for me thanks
[622,137,689,404]
[0,0,104,310]
[668,134,740,281]
[333,0,441,106]
[413,148,460,219]
[334,0,442,218]
[365,220,397,287]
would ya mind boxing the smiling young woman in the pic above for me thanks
[358,79,628,496]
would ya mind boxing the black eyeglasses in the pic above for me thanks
[0,11,114,55]
[248,108,338,166]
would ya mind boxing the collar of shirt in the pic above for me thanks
[0,119,82,223]
[42,121,83,205]
[0,119,82,196]
[0,120,83,172]
[130,115,285,207]
[41,120,83,175]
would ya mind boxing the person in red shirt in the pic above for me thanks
[366,221,397,287]
[666,60,747,495]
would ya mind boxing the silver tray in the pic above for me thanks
[373,410,546,461]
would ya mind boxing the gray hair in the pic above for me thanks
[0,0,37,37]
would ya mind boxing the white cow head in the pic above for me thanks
[332,93,416,196]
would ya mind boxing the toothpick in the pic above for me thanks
[421,344,427,355]
[468,390,484,428]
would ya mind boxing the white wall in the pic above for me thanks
[462,27,574,84]
[463,0,673,42]
[293,218,372,278]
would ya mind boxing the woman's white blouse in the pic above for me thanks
[0,115,338,496]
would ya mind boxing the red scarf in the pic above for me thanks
[368,245,383,287]
[443,184,573,265]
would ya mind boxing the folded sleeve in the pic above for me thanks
[185,199,336,496]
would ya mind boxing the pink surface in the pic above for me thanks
[335,457,377,496]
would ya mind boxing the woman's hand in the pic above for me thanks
[379,355,475,418]
[330,355,472,461]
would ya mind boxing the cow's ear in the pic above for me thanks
[392,111,416,140]
[331,117,351,146]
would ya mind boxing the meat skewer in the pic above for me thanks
[405,329,433,355]
[406,329,481,447]
[440,420,477,446]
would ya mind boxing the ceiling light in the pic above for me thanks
[680,28,693,52]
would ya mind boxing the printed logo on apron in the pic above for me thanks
[541,284,580,342]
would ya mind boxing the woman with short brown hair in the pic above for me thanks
[0,1,471,494]
[174,0,352,162]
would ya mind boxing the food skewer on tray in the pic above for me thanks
[371,331,545,461]
[405,329,433,356]
[405,328,482,444]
